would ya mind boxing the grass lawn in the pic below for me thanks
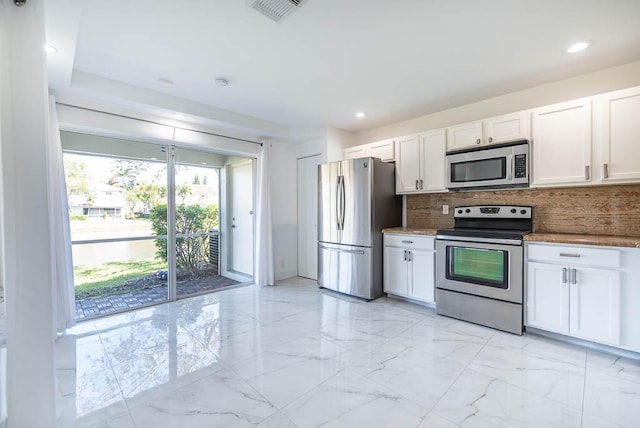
[74,259,166,300]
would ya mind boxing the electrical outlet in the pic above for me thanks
[442,205,449,215]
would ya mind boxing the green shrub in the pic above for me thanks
[149,204,218,271]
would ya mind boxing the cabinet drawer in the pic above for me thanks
[527,243,620,269]
[384,234,435,251]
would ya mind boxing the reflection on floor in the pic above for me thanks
[0,296,5,345]
[75,275,240,320]
[58,277,640,428]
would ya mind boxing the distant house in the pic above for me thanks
[68,183,125,218]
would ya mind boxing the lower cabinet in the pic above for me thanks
[526,243,622,347]
[383,234,435,304]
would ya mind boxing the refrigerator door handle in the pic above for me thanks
[339,175,346,231]
[320,245,365,255]
[336,175,343,231]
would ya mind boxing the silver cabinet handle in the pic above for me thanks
[415,179,419,190]
[488,137,493,143]
[419,179,423,189]
[320,246,365,255]
[401,240,413,244]
[570,268,577,285]
[476,138,481,144]
[603,163,609,179]
[562,267,568,284]
[559,253,581,258]
[404,250,407,261]
[585,165,590,180]
[407,251,412,262]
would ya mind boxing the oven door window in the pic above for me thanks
[446,246,508,289]
[451,157,506,182]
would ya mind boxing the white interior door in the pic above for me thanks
[297,155,322,279]
[230,161,254,276]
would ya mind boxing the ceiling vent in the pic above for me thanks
[248,0,305,22]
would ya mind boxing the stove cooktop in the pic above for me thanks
[436,228,532,241]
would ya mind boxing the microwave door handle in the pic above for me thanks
[507,155,513,181]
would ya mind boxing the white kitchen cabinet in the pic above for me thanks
[526,262,570,334]
[596,86,640,183]
[526,243,623,348]
[383,234,435,304]
[446,121,483,151]
[484,111,530,145]
[343,146,368,160]
[395,130,446,194]
[343,139,395,162]
[531,99,592,187]
[569,267,621,345]
[446,112,530,151]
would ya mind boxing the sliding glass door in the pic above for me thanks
[62,132,254,319]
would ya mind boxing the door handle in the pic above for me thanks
[415,179,419,190]
[407,251,412,262]
[419,179,423,189]
[570,268,577,285]
[585,165,590,181]
[476,138,481,144]
[340,175,346,230]
[507,155,513,180]
[603,163,609,179]
[401,240,413,244]
[232,225,236,228]
[404,250,407,261]
[559,253,581,258]
[562,267,568,284]
[320,246,365,255]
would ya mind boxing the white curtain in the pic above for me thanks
[254,142,274,286]
[47,96,76,331]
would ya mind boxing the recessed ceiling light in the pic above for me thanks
[567,42,589,54]
[355,112,366,118]
[201,162,207,165]
[44,44,57,54]
[158,78,174,86]
[214,78,230,88]
[175,113,185,119]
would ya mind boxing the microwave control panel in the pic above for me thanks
[514,154,527,178]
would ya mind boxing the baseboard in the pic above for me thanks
[275,269,298,281]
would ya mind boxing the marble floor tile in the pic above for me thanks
[55,277,640,428]
[281,368,428,428]
[582,350,640,427]
[432,369,582,427]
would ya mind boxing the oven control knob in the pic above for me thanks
[457,209,463,214]
[511,208,516,214]
[520,209,527,215]
[465,209,471,213]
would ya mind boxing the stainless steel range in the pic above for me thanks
[435,205,532,335]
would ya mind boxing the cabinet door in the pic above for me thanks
[395,135,421,194]
[598,87,640,182]
[531,99,592,187]
[369,139,395,162]
[525,262,569,334]
[569,267,621,345]
[384,246,409,296]
[419,129,447,192]
[408,249,435,303]
[446,121,483,151]
[344,146,368,160]
[484,111,530,145]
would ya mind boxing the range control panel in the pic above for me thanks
[454,205,532,219]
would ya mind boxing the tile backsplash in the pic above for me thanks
[406,184,640,236]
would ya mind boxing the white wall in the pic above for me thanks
[269,141,298,280]
[326,127,356,162]
[356,60,640,144]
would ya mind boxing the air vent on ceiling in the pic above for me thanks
[248,0,305,22]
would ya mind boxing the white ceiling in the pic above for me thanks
[45,0,640,139]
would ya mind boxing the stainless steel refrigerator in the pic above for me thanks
[318,157,401,300]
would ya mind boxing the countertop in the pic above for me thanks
[524,232,640,248]
[382,227,438,236]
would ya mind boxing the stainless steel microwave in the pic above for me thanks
[446,140,529,190]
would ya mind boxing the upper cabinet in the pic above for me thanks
[596,87,640,183]
[395,129,447,194]
[447,112,530,151]
[531,99,592,187]
[343,139,395,162]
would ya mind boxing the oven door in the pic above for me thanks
[436,239,523,304]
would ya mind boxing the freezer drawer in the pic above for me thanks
[318,242,379,300]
